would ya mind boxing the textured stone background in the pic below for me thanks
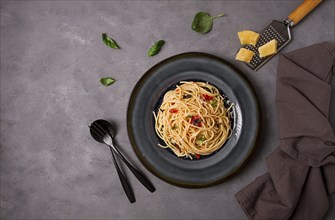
[1,0,334,219]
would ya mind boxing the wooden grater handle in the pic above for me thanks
[287,0,323,26]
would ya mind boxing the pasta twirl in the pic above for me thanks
[153,81,232,159]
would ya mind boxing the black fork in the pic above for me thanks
[90,123,136,203]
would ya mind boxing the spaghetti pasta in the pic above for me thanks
[153,81,233,159]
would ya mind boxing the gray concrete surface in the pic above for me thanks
[1,0,334,219]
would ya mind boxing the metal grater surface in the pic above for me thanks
[244,20,292,71]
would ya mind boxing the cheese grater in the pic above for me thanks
[244,0,323,71]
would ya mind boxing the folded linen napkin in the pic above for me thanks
[235,42,335,220]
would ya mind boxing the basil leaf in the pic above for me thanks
[102,33,120,49]
[147,40,165,57]
[100,77,116,86]
[192,12,225,34]
[210,99,218,107]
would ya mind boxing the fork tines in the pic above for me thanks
[90,122,107,138]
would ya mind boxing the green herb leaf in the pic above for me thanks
[196,134,206,144]
[102,33,120,49]
[192,12,225,34]
[210,99,218,107]
[147,40,165,57]
[100,77,116,86]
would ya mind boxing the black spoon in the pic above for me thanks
[90,120,155,196]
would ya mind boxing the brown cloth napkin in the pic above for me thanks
[235,42,335,220]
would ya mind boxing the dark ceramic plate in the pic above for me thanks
[127,52,260,188]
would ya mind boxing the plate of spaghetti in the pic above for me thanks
[127,52,260,188]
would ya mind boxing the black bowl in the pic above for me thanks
[127,52,260,188]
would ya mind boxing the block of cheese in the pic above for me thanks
[237,30,260,46]
[235,48,255,63]
[258,39,278,58]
